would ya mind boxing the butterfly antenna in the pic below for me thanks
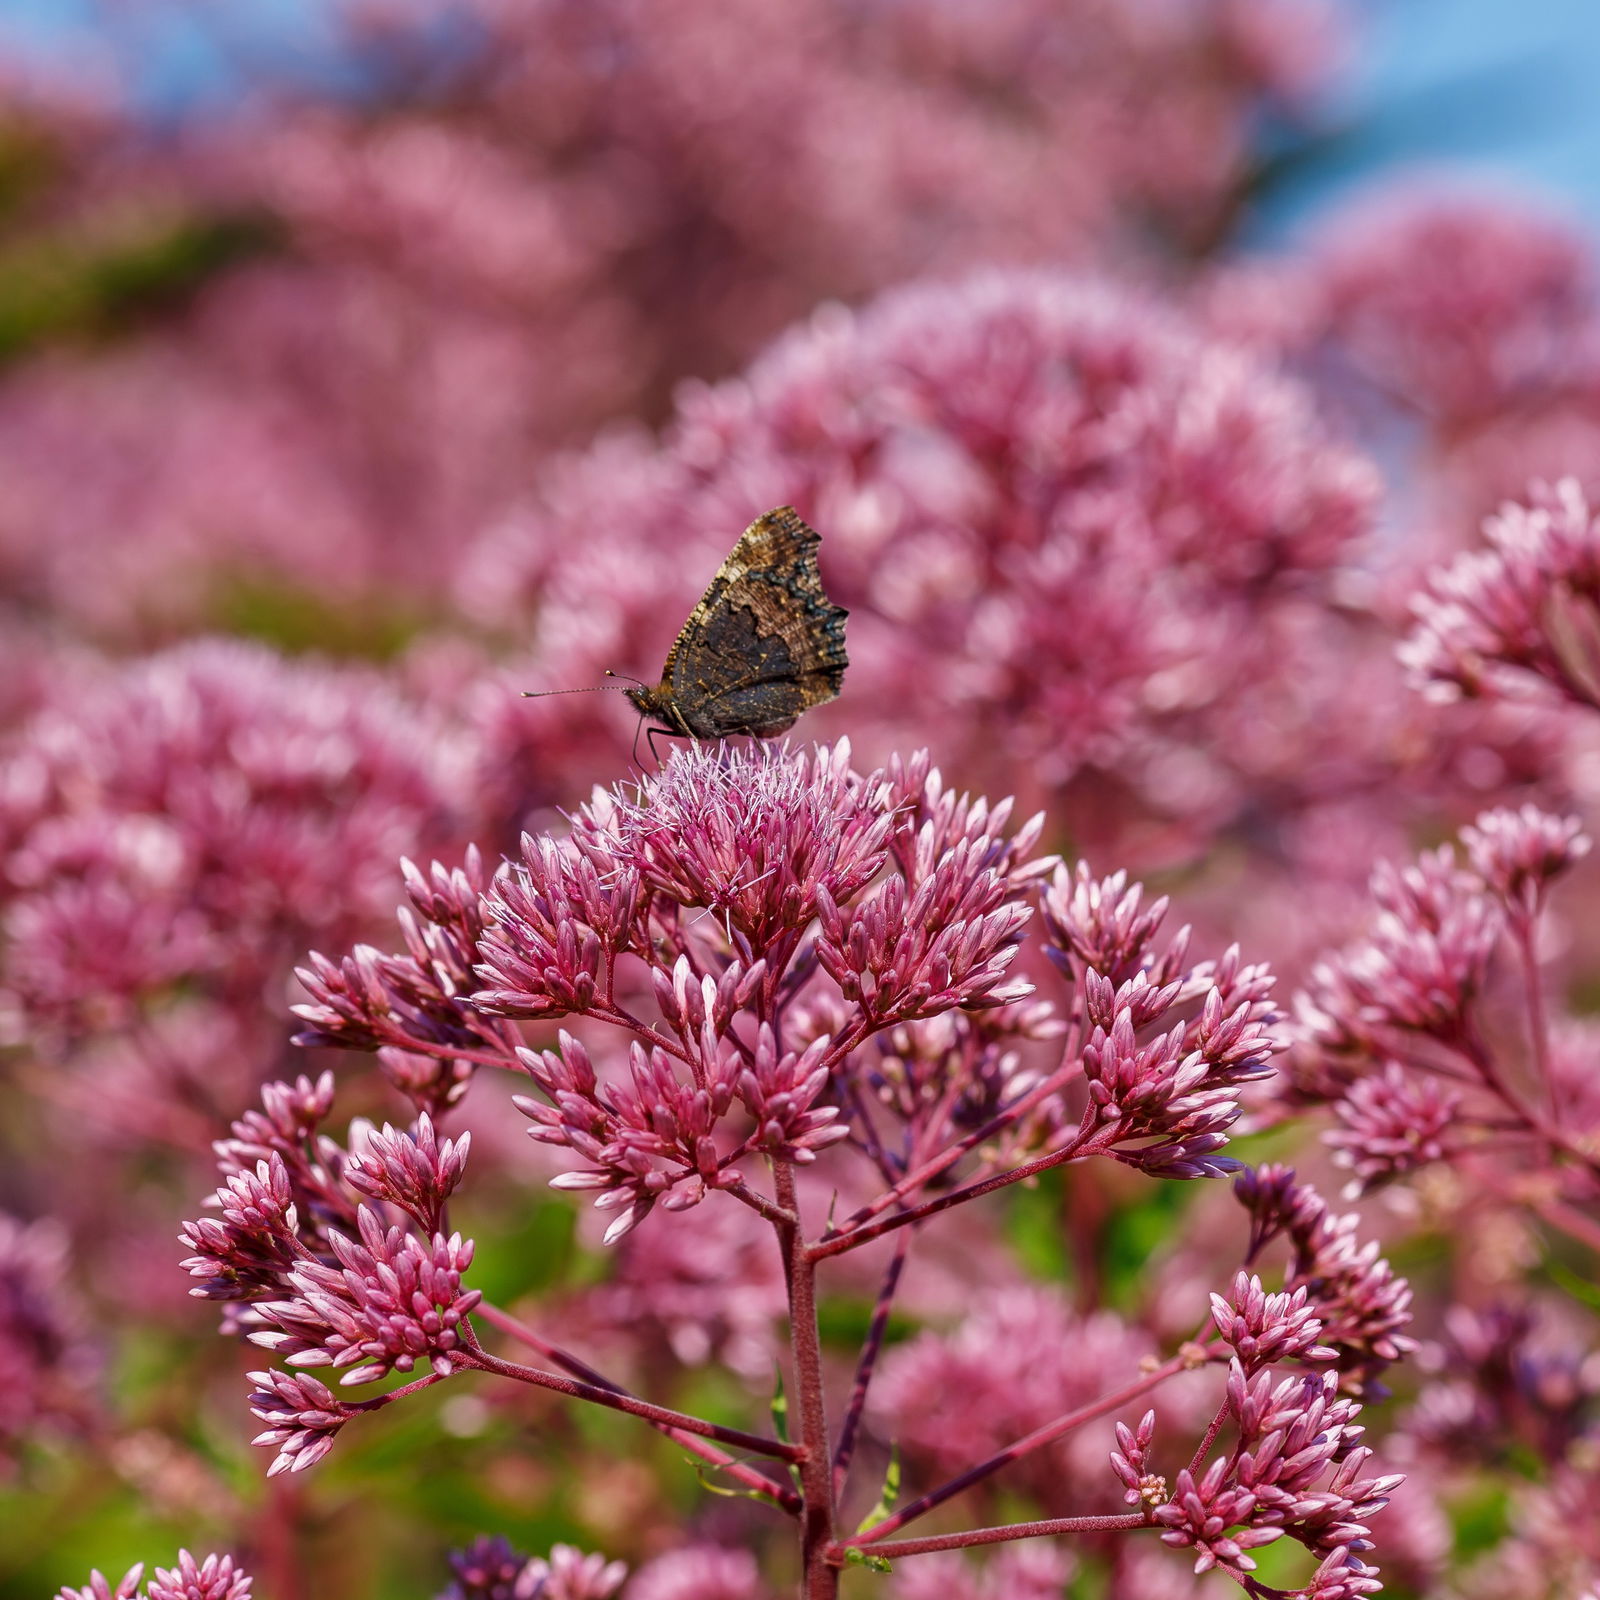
[604,669,647,687]
[520,684,631,699]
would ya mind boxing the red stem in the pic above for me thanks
[822,1054,1086,1240]
[839,1512,1147,1560]
[721,1174,799,1229]
[1186,1398,1232,1476]
[389,1037,520,1071]
[773,1160,840,1600]
[1510,909,1556,1118]
[1512,1185,1600,1256]
[474,1300,800,1510]
[458,1333,801,1461]
[851,1349,1194,1546]
[810,1125,1113,1262]
[832,1230,911,1499]
[1456,1025,1600,1179]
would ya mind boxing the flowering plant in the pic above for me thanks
[168,741,1407,1596]
[16,4,1600,1594]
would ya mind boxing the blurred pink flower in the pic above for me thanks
[1306,187,1597,424]
[873,1286,1159,1502]
[1404,478,1600,711]
[886,1544,1073,1600]
[623,1546,764,1600]
[0,1212,97,1465]
[57,1554,251,1600]
[462,269,1379,850]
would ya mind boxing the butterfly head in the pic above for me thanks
[624,680,692,735]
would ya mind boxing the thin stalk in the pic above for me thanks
[722,1174,799,1229]
[838,1512,1147,1560]
[475,1301,799,1510]
[832,1230,911,1498]
[1518,1187,1600,1257]
[1510,910,1556,1118]
[1457,1025,1600,1179]
[392,1038,521,1071]
[1185,1398,1231,1476]
[850,1350,1192,1546]
[773,1161,840,1599]
[810,1126,1113,1262]
[458,1334,801,1461]
[258,1478,307,1600]
[823,1055,1087,1240]
[345,1370,450,1412]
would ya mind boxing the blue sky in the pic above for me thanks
[1255,0,1600,237]
[5,0,1600,243]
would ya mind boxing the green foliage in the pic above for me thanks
[457,1196,583,1307]
[1004,1165,1073,1284]
[814,1294,913,1353]
[0,210,278,364]
[1099,1182,1192,1312]
[208,572,437,662]
[852,1444,899,1538]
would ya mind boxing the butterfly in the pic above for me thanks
[525,507,848,748]
[624,506,848,741]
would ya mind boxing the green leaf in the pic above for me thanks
[689,1460,776,1502]
[854,1443,901,1536]
[770,1365,790,1445]
[1547,1257,1600,1314]
[769,1366,804,1494]
[844,1547,892,1574]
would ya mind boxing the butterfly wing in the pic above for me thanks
[664,507,848,738]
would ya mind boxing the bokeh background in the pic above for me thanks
[4,2,1600,1597]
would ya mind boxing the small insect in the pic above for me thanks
[527,506,848,753]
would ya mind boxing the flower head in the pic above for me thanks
[247,1368,353,1477]
[1461,803,1590,918]
[1402,478,1600,709]
[1210,1271,1337,1371]
[1296,845,1502,1052]
[624,1547,762,1600]
[146,1554,252,1600]
[344,1114,471,1233]
[249,1209,480,1384]
[1235,1167,1416,1393]
[1325,1063,1461,1196]
[58,1556,252,1600]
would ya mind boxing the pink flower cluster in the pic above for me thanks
[0,1211,96,1466]
[438,1538,625,1600]
[0,0,1341,636]
[58,1554,251,1600]
[0,640,465,1181]
[1404,478,1600,711]
[168,734,1404,1595]
[33,11,1600,1591]
[179,1071,478,1471]
[466,271,1378,848]
[1291,799,1597,1206]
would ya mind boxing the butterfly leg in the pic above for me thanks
[644,723,690,769]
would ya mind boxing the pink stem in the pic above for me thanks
[458,1335,801,1461]
[773,1161,841,1599]
[810,1125,1114,1262]
[839,1512,1148,1560]
[832,1230,911,1499]
[823,1054,1086,1240]
[474,1300,800,1510]
[850,1349,1194,1546]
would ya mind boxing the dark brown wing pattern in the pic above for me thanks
[627,507,847,740]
